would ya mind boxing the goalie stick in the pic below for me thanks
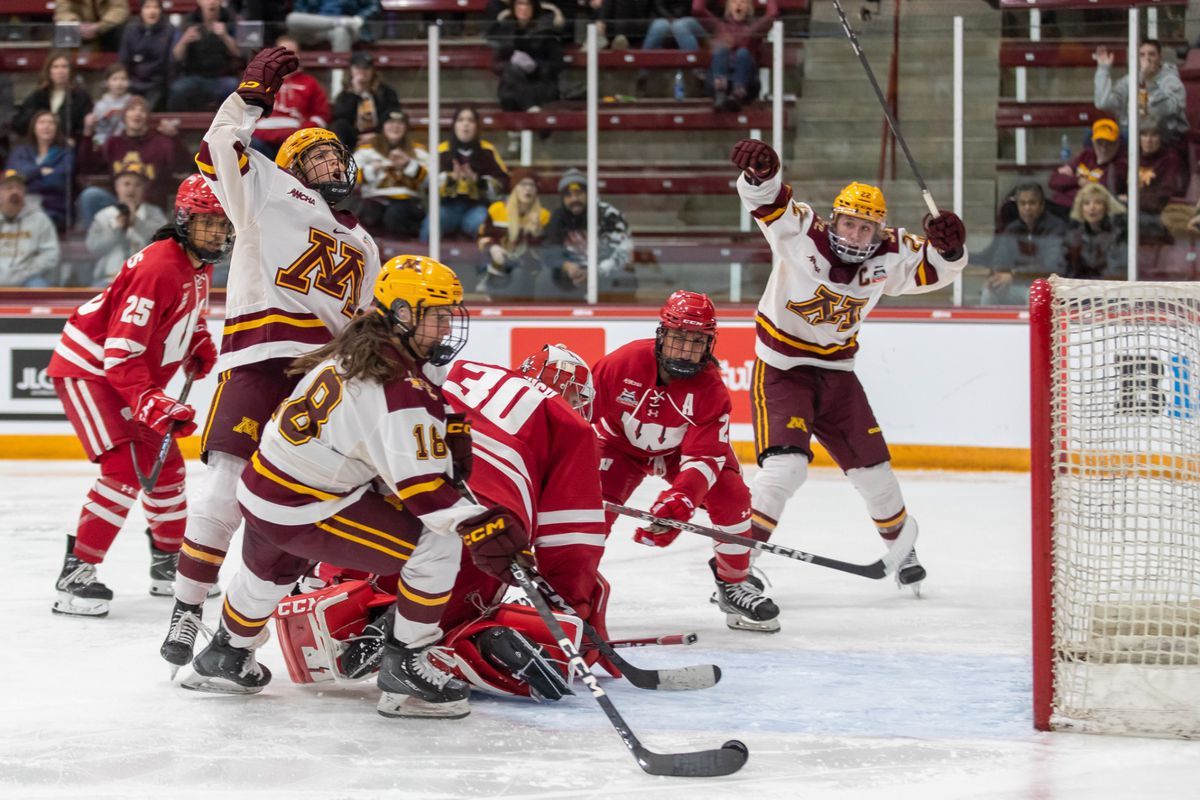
[606,502,918,580]
[510,560,749,778]
[132,372,196,493]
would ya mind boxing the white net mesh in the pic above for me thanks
[1048,276,1200,738]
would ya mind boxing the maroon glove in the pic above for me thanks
[633,490,696,548]
[237,46,300,115]
[730,138,780,185]
[186,325,217,380]
[457,507,531,584]
[135,390,197,438]
[924,211,966,258]
[445,414,473,481]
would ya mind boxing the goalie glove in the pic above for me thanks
[135,390,196,438]
[923,211,966,259]
[457,507,531,584]
[236,46,300,115]
[730,138,780,185]
[633,490,695,548]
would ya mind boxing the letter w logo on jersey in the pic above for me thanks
[275,228,366,318]
[785,285,869,333]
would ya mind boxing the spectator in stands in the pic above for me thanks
[1048,118,1124,217]
[355,110,428,239]
[540,167,635,298]
[14,51,94,146]
[1063,183,1127,280]
[287,0,380,52]
[422,107,510,242]
[1094,40,1188,142]
[85,162,168,286]
[1114,114,1188,243]
[119,0,175,111]
[0,170,60,287]
[54,0,130,52]
[250,36,331,160]
[78,96,186,228]
[636,0,707,96]
[330,52,401,151]
[487,0,564,113]
[232,0,292,43]
[83,63,134,149]
[980,182,1066,306]
[168,0,241,112]
[476,168,550,298]
[596,0,653,50]
[6,111,75,230]
[692,0,778,112]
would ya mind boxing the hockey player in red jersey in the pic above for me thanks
[594,291,780,633]
[730,138,969,601]
[45,174,232,617]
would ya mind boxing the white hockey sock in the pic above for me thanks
[175,453,247,605]
[749,452,808,537]
[845,462,907,538]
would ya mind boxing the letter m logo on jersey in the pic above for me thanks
[785,286,868,332]
[275,228,366,317]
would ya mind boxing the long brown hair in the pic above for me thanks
[37,51,72,91]
[289,311,416,383]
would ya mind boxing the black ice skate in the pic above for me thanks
[160,600,204,679]
[896,546,926,597]
[377,641,470,719]
[477,625,572,701]
[341,612,391,680]
[709,558,781,633]
[147,529,177,597]
[183,627,271,694]
[52,551,113,618]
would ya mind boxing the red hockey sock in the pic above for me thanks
[143,480,187,552]
[713,548,751,582]
[73,477,138,563]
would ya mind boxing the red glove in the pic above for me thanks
[186,326,217,380]
[633,490,695,548]
[237,46,300,115]
[445,414,473,481]
[457,507,531,584]
[730,138,780,185]
[923,211,966,258]
[135,390,197,438]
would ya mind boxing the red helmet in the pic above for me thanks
[175,173,224,218]
[174,174,232,263]
[659,290,717,334]
[656,291,717,379]
[519,343,595,421]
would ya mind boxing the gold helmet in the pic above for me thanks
[829,181,887,264]
[374,255,468,366]
[275,127,357,205]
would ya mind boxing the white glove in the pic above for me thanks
[510,50,537,74]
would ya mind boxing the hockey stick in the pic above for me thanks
[602,633,698,649]
[830,0,939,218]
[606,502,918,580]
[509,560,749,777]
[132,372,196,493]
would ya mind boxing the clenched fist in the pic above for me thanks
[633,489,695,548]
[923,211,966,259]
[730,139,780,185]
[237,46,300,115]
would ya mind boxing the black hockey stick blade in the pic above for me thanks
[606,502,918,580]
[636,738,749,778]
[133,373,196,493]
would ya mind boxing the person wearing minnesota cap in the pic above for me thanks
[1048,118,1125,216]
[540,167,636,299]
[0,169,59,287]
[86,161,169,286]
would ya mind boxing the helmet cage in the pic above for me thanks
[827,213,882,264]
[175,207,233,264]
[519,344,595,421]
[654,326,714,379]
[384,298,469,367]
[292,139,358,205]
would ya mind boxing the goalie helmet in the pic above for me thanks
[174,174,233,264]
[373,255,468,366]
[655,290,717,379]
[829,181,887,264]
[275,127,358,205]
[518,343,595,421]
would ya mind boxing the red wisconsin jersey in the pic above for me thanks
[47,238,211,406]
[592,339,734,505]
[443,360,607,607]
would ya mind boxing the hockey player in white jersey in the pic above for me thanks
[161,45,380,670]
[731,138,968,601]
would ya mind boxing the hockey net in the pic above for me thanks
[1030,276,1200,739]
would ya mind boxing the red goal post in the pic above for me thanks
[1030,277,1200,738]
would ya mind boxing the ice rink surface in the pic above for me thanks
[2,461,1196,799]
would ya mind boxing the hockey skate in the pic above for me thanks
[183,628,271,694]
[52,552,113,617]
[160,600,205,679]
[896,546,926,597]
[476,626,572,701]
[341,612,391,680]
[377,641,470,719]
[709,558,780,633]
[147,530,220,598]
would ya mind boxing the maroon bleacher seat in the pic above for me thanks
[999,40,1126,69]
[999,0,1185,10]
[995,101,1105,129]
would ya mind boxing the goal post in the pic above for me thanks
[1030,276,1200,739]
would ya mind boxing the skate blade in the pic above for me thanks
[724,612,781,634]
[180,672,265,695]
[51,594,109,617]
[149,580,173,597]
[377,692,470,719]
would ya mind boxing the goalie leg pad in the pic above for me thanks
[274,579,396,684]
[477,626,573,701]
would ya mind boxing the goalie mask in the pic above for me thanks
[373,255,469,366]
[174,174,233,264]
[829,181,886,264]
[276,128,358,205]
[655,290,717,379]
[518,343,595,421]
